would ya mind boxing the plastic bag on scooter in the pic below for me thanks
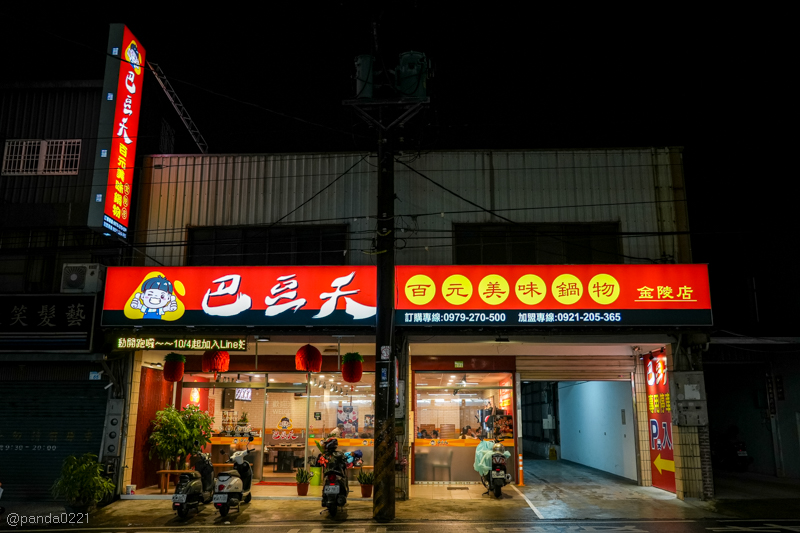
[473,441,510,475]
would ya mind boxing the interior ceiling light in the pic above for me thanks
[255,335,269,342]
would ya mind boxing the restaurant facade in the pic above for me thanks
[96,147,714,501]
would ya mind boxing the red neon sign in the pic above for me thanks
[103,26,145,238]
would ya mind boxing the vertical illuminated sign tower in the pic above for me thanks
[88,24,146,239]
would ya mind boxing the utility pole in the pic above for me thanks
[345,24,428,522]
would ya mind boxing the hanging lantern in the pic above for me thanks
[202,350,230,380]
[295,344,322,372]
[341,352,364,383]
[163,352,186,382]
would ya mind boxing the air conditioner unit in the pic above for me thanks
[60,263,106,293]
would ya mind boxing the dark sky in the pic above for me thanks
[1,7,792,335]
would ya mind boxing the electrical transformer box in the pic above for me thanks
[670,371,708,426]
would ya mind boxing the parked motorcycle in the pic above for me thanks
[713,425,755,472]
[320,437,348,517]
[475,438,512,498]
[214,436,255,517]
[172,441,214,518]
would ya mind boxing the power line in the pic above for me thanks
[396,158,657,263]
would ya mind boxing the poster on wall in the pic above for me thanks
[337,406,358,435]
[647,349,675,493]
[364,414,374,428]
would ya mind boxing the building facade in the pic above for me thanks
[102,147,713,501]
[0,30,197,500]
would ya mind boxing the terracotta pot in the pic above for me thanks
[360,484,373,498]
[296,482,310,496]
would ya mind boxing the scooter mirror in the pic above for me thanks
[248,436,254,442]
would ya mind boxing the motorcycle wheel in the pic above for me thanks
[177,505,190,519]
[244,492,252,503]
[219,504,230,517]
[328,504,338,517]
[494,485,502,498]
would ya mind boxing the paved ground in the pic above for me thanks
[2,459,799,529]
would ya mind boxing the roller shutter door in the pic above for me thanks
[0,381,108,500]
[517,355,635,381]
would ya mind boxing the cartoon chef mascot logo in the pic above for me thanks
[125,40,142,75]
[278,417,293,430]
[124,272,186,321]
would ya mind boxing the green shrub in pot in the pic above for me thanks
[51,453,115,512]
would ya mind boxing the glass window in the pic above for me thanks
[414,372,514,441]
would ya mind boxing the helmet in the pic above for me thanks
[492,443,506,454]
[323,437,339,452]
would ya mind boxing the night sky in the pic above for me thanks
[1,7,790,335]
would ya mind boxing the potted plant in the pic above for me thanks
[295,468,313,496]
[148,405,187,470]
[178,404,213,468]
[149,404,213,470]
[357,469,374,497]
[163,352,185,382]
[51,453,115,512]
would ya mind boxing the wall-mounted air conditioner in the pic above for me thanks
[60,263,106,293]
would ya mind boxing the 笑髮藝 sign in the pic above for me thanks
[0,294,96,352]
[395,264,711,327]
[646,349,675,493]
[113,336,247,351]
[88,24,146,240]
[102,266,377,327]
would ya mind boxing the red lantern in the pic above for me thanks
[295,344,322,372]
[163,352,185,382]
[202,350,230,380]
[341,352,364,383]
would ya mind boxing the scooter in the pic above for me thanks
[320,438,348,517]
[172,441,214,518]
[478,438,512,498]
[213,436,254,517]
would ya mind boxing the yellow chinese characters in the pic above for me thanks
[588,273,619,305]
[552,274,583,305]
[515,274,546,305]
[647,393,671,414]
[404,274,436,305]
[442,274,473,306]
[638,285,695,301]
[478,274,510,305]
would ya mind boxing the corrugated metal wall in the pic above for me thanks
[140,148,685,267]
[0,82,101,204]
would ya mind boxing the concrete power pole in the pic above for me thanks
[345,31,428,521]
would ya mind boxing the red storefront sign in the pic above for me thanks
[646,349,675,492]
[102,266,377,327]
[395,264,711,326]
[102,25,145,238]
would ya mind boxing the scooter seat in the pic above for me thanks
[180,471,202,480]
[218,470,241,479]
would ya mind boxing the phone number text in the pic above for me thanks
[401,311,623,324]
